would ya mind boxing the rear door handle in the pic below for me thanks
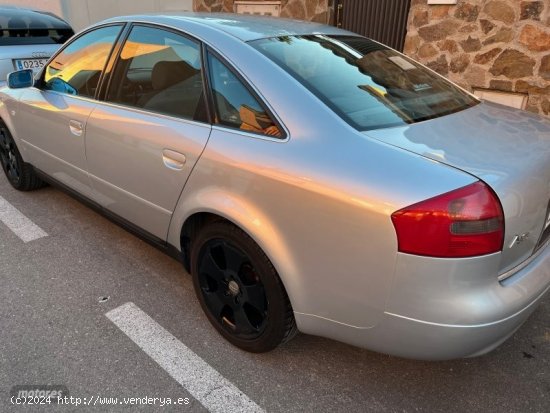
[162,149,186,171]
[69,120,83,136]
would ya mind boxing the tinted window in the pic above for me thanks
[107,26,206,122]
[0,9,73,45]
[208,53,282,138]
[43,25,121,98]
[251,35,478,131]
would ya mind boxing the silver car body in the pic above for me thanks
[0,14,549,359]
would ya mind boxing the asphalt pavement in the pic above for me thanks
[0,174,548,413]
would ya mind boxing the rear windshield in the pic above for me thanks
[0,9,73,45]
[251,35,478,131]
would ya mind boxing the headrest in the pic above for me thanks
[151,60,197,91]
[8,18,27,37]
[29,19,49,37]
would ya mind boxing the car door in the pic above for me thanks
[85,25,211,240]
[14,24,123,196]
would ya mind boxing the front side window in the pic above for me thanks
[106,26,206,122]
[43,25,121,98]
[208,53,282,138]
[251,35,478,131]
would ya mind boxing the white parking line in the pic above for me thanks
[0,195,47,242]
[106,302,265,413]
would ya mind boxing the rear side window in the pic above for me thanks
[251,35,478,131]
[0,10,73,45]
[208,53,282,138]
[106,26,207,122]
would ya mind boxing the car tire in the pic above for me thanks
[0,122,45,191]
[190,220,297,352]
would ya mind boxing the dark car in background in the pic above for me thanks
[0,5,73,81]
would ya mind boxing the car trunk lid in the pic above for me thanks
[364,101,550,274]
[0,44,62,81]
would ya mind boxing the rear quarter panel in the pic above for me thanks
[166,41,476,327]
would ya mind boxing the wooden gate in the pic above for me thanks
[335,0,412,51]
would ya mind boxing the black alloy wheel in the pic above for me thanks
[191,221,297,352]
[0,124,22,186]
[0,122,44,191]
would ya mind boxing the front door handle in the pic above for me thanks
[69,120,83,136]
[162,149,186,171]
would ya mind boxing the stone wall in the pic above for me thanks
[404,0,550,117]
[193,0,330,23]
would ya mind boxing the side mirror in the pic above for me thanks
[7,69,34,89]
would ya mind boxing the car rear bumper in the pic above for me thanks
[296,241,550,360]
[0,59,16,81]
[375,284,548,359]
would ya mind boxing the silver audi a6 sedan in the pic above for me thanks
[1,14,549,360]
[0,6,73,82]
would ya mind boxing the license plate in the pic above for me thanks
[14,58,48,73]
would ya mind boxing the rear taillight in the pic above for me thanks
[391,182,504,258]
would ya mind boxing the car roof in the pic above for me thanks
[0,6,72,29]
[103,12,350,42]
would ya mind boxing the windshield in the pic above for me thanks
[251,35,478,131]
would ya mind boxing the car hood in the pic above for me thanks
[364,101,550,274]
